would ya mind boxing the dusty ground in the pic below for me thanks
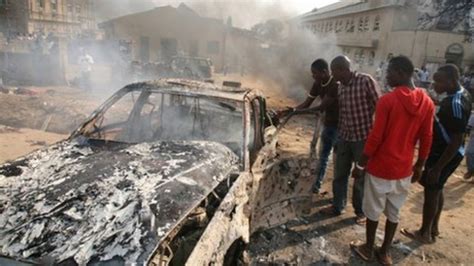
[1,75,473,264]
[0,86,107,134]
[0,126,66,163]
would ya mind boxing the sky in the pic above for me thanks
[152,0,341,14]
[167,0,342,28]
[95,0,340,28]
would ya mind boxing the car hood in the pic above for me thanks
[0,139,239,265]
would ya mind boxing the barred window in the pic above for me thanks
[368,51,375,66]
[364,16,370,32]
[373,15,381,31]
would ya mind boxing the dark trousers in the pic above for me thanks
[332,139,365,215]
[312,125,338,191]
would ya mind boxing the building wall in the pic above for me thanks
[101,7,227,70]
[387,30,474,74]
[299,1,474,76]
[0,0,30,34]
[0,0,94,36]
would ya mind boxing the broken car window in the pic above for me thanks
[81,89,245,159]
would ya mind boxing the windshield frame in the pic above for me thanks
[70,83,253,168]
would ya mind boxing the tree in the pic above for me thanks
[417,0,474,42]
[251,19,284,42]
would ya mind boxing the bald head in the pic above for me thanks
[330,55,352,84]
[331,55,351,71]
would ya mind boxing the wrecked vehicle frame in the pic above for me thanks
[0,78,312,265]
[0,79,290,265]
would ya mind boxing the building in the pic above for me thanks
[0,0,95,36]
[99,4,260,72]
[296,0,474,76]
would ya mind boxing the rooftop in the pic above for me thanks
[298,0,408,22]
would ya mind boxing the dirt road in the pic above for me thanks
[0,126,66,163]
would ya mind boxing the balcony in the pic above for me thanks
[29,11,83,24]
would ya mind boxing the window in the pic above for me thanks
[329,21,333,32]
[36,0,44,10]
[358,17,364,32]
[76,4,81,16]
[364,16,370,32]
[51,0,57,12]
[368,51,375,66]
[342,47,352,56]
[336,20,343,33]
[345,19,350,31]
[348,19,355,32]
[373,15,380,31]
[207,41,220,54]
[355,49,366,65]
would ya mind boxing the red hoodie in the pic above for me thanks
[364,86,435,180]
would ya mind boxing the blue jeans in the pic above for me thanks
[312,126,338,191]
[332,139,365,216]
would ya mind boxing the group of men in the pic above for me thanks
[279,55,471,265]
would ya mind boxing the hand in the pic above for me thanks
[351,167,364,179]
[411,164,423,183]
[426,167,441,185]
[276,107,293,118]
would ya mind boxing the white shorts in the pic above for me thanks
[362,173,411,223]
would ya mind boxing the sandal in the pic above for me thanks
[355,215,367,225]
[319,205,343,216]
[400,228,433,244]
[350,240,374,262]
[375,248,393,266]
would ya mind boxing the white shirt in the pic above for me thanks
[79,54,94,73]
[419,70,430,82]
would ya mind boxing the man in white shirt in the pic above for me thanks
[78,49,94,90]
[419,66,429,81]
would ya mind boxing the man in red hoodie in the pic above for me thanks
[350,56,435,265]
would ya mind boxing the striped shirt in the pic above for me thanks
[338,72,381,141]
[431,87,472,155]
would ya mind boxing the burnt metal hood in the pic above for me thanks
[0,139,239,265]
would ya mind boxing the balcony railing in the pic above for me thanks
[29,11,92,24]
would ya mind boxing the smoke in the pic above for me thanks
[179,0,293,29]
[240,27,342,100]
[94,0,156,22]
[90,0,343,100]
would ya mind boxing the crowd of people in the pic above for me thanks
[278,55,472,265]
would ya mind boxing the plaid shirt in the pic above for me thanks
[338,72,381,141]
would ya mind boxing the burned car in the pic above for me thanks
[0,79,312,265]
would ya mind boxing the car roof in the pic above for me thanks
[124,78,261,102]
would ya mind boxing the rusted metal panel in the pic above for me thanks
[186,173,252,265]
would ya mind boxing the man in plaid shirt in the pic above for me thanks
[321,56,381,224]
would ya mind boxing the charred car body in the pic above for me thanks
[0,79,311,265]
